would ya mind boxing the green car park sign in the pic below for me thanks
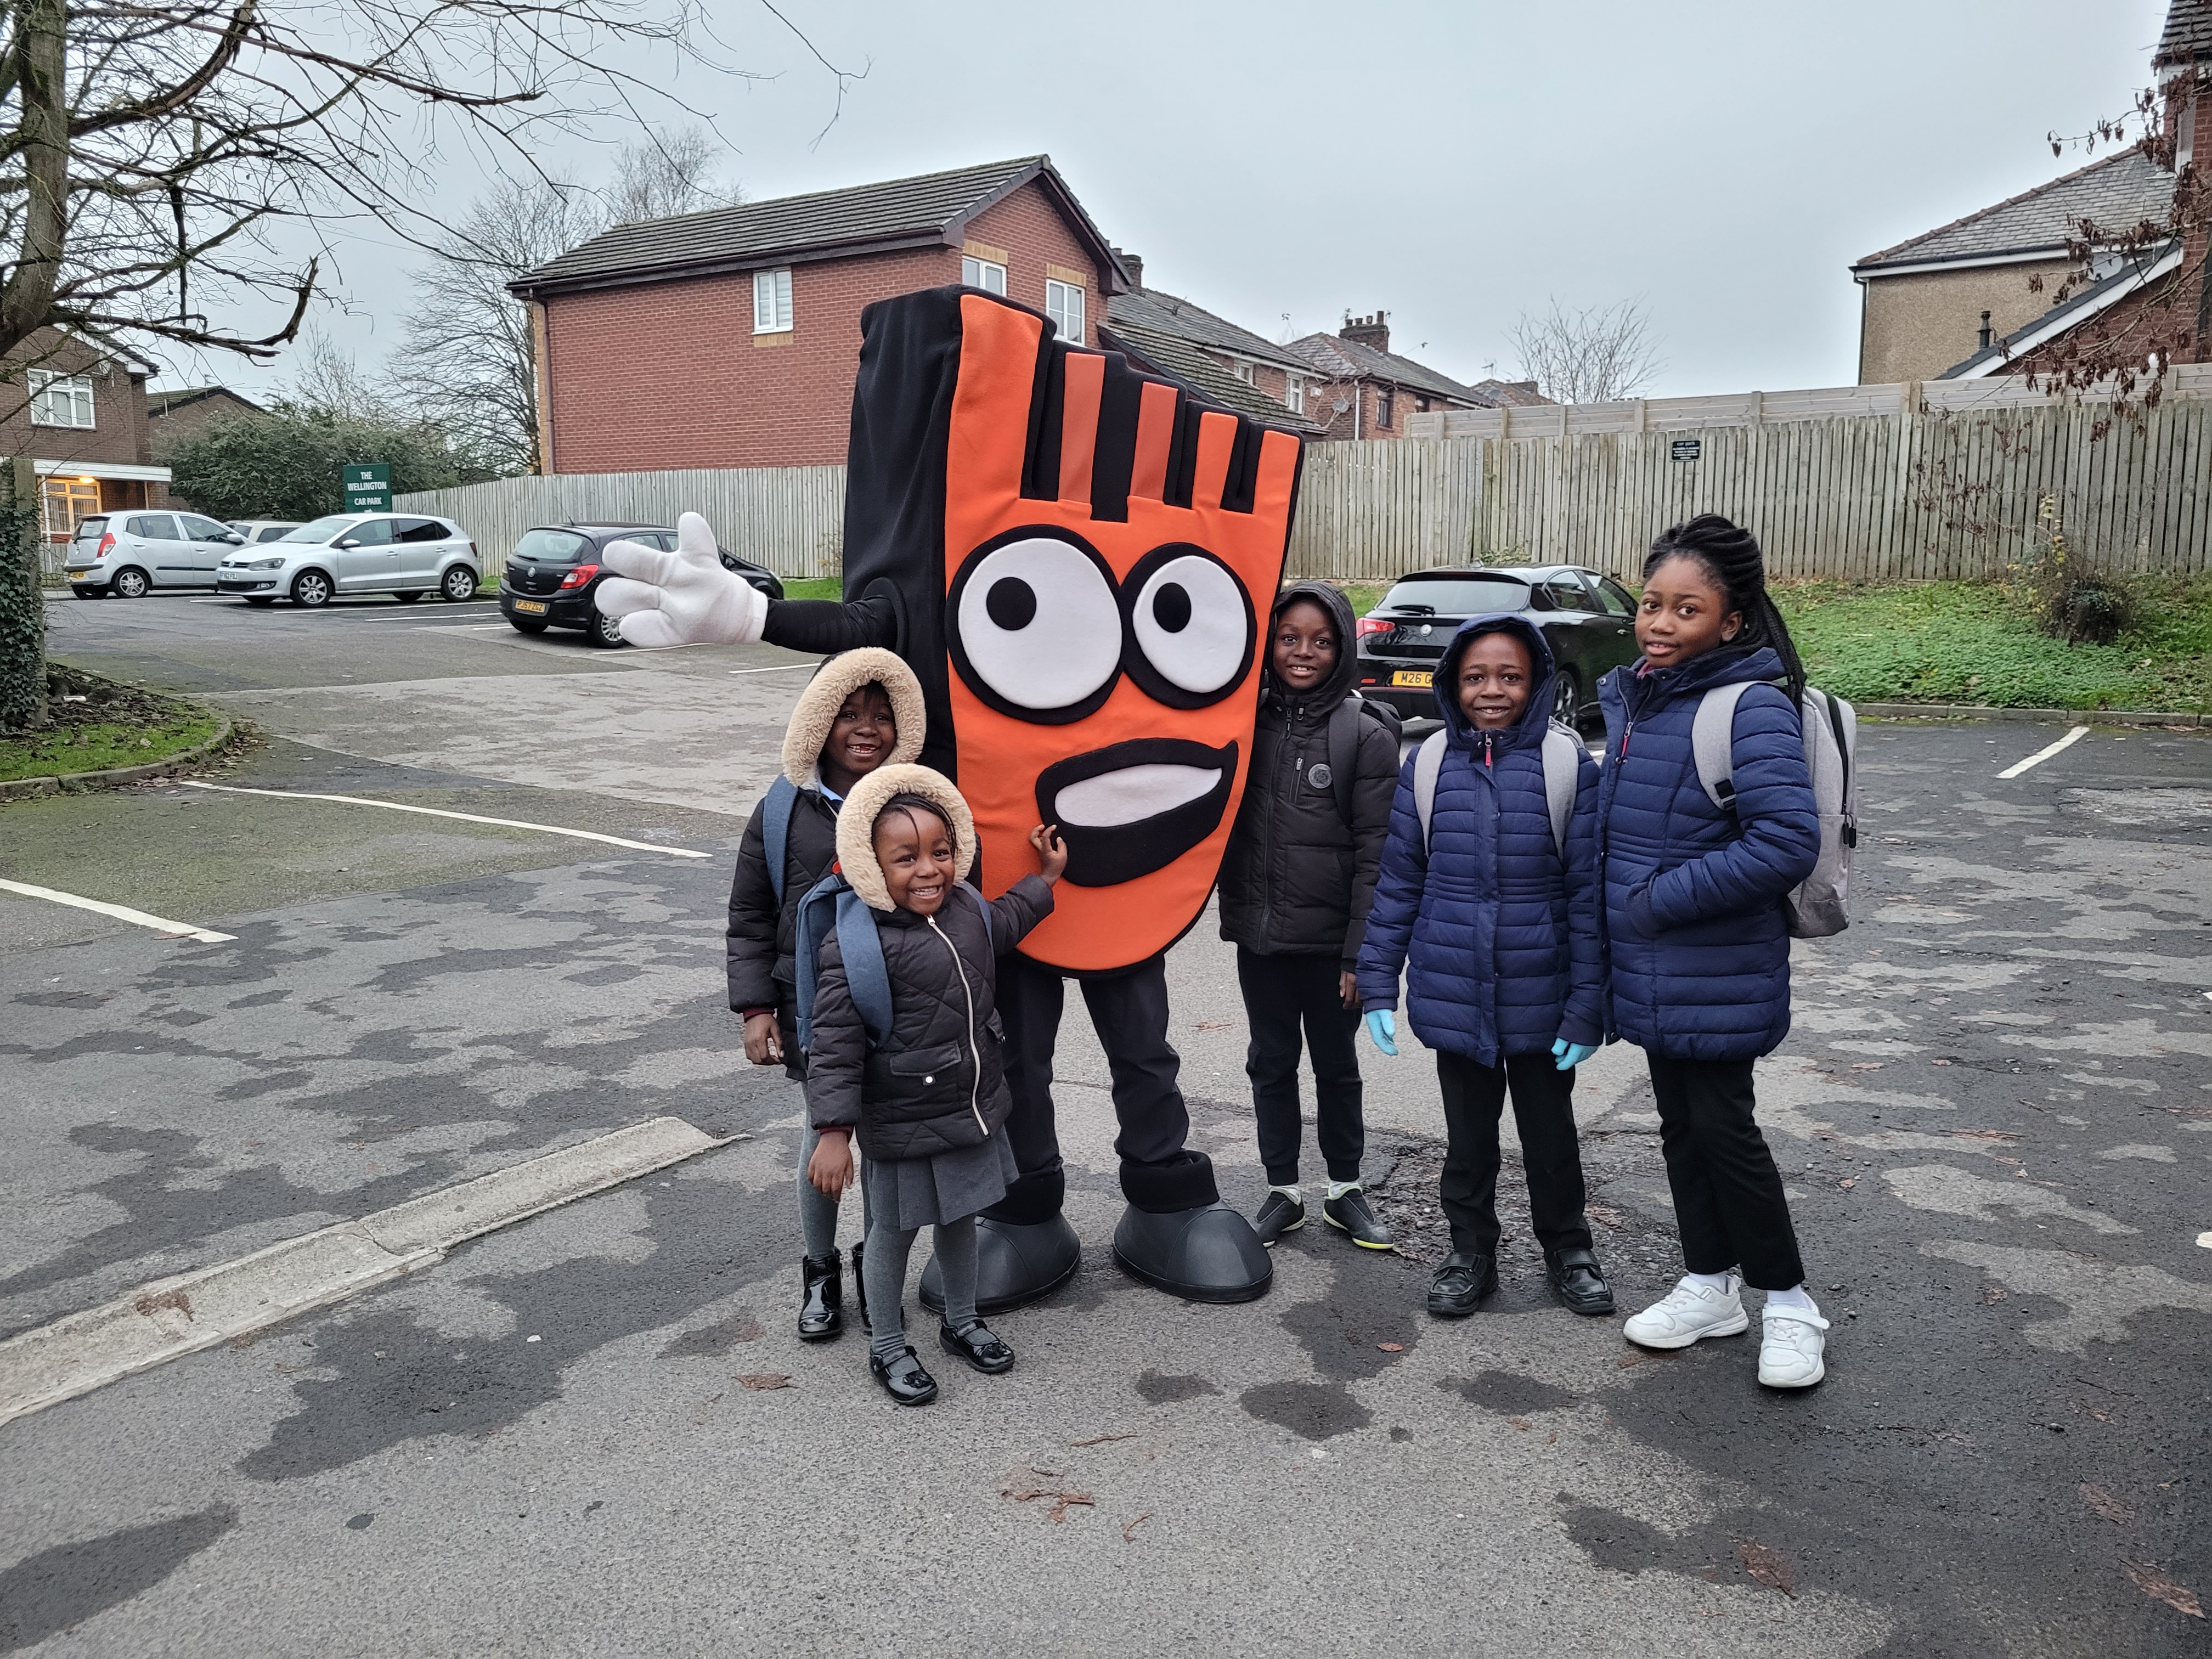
[342,462,392,512]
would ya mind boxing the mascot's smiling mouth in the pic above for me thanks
[1035,738,1238,888]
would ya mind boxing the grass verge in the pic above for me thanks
[0,667,222,785]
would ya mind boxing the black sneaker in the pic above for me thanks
[1427,1251,1498,1318]
[1252,1190,1306,1246]
[1323,1187,1395,1250]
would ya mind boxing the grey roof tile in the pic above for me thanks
[1104,289,1312,374]
[1854,147,2175,272]
[2157,0,2212,63]
[1282,332,1486,404]
[1098,322,1325,434]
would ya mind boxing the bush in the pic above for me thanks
[2042,574,2136,645]
[166,404,483,522]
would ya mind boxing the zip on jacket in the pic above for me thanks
[927,911,990,1139]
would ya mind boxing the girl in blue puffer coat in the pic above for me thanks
[1599,515,1827,1389]
[1356,614,1613,1322]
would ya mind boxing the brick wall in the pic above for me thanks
[0,330,154,468]
[540,177,1122,472]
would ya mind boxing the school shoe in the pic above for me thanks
[1622,1272,1751,1350]
[849,1242,869,1331]
[797,1254,844,1342]
[1252,1190,1306,1246]
[1323,1188,1395,1250]
[869,1346,938,1407]
[938,1320,1015,1375]
[1758,1305,1830,1389]
[1426,1251,1498,1318]
[1544,1247,1616,1317]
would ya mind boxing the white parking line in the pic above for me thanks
[1996,725,2090,779]
[0,878,236,942]
[729,663,819,676]
[176,781,710,857]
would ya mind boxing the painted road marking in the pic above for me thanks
[0,1117,738,1425]
[177,782,710,857]
[2199,1232,2212,1249]
[0,879,235,943]
[729,663,819,675]
[1996,726,2090,779]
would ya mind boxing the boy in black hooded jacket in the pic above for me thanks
[1217,582,1401,1250]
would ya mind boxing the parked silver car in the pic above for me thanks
[227,519,303,545]
[65,511,247,597]
[216,512,481,607]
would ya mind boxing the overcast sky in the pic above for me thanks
[196,0,2175,404]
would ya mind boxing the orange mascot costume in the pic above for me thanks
[601,286,1305,1305]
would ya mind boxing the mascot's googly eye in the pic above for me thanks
[948,530,1123,724]
[1120,544,1256,710]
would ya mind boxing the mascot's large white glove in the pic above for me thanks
[597,511,768,647]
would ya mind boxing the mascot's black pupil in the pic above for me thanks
[986,577,1038,631]
[1151,582,1192,633]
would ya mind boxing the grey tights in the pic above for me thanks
[865,1215,978,1364]
[795,1126,844,1260]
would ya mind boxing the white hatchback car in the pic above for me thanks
[216,512,481,607]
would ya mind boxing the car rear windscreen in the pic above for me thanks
[71,517,108,540]
[1379,576,1530,615]
[514,529,591,563]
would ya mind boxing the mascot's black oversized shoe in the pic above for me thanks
[1427,1251,1498,1318]
[1111,1203,1273,1303]
[1545,1246,1616,1316]
[797,1253,844,1342]
[919,1214,1081,1316]
[870,1346,938,1407]
[938,1320,1015,1375]
[849,1242,869,1331]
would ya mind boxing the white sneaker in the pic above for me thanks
[1758,1304,1829,1388]
[1622,1273,1750,1350]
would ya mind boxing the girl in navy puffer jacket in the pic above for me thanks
[1357,614,1613,1321]
[1600,515,1828,1389]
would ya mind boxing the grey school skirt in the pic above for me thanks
[862,1131,1018,1233]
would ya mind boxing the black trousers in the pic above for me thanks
[1236,949,1363,1186]
[1646,1055,1804,1291]
[1436,1051,1593,1258]
[994,951,1216,1215]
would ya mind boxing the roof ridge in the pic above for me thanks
[1855,146,2154,268]
[599,155,1046,235]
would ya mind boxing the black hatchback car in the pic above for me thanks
[1355,565,1643,731]
[499,524,786,646]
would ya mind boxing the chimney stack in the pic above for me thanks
[1114,248,1145,289]
[1340,311,1391,353]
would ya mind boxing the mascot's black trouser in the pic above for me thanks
[991,951,1219,1217]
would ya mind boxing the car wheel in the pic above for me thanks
[440,565,478,602]
[507,616,550,635]
[112,567,150,599]
[1551,668,1582,731]
[394,590,424,604]
[245,596,276,607]
[291,569,331,608]
[587,607,628,648]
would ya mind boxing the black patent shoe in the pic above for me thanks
[1427,1251,1498,1318]
[798,1253,843,1342]
[1323,1187,1396,1251]
[849,1241,870,1331]
[938,1320,1015,1375]
[1252,1190,1306,1246]
[920,1213,1081,1316]
[869,1345,938,1406]
[1545,1245,1616,1316]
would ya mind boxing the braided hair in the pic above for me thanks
[1641,515,1806,700]
[872,791,955,856]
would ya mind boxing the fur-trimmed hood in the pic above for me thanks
[780,647,926,789]
[833,763,978,911]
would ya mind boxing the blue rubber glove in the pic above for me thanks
[1365,1009,1398,1057]
[1552,1037,1598,1070]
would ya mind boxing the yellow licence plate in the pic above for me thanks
[511,599,548,614]
[1392,670,1432,688]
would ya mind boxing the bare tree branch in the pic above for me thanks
[1508,297,1664,404]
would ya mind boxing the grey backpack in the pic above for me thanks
[1690,682,1858,939]
[1411,724,1582,856]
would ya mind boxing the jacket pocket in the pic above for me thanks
[885,1041,966,1083]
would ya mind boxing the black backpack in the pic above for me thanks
[1322,692,1403,830]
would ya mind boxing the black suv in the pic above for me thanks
[499,524,787,646]
[1355,566,1641,730]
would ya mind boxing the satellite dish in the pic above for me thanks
[1332,398,1351,414]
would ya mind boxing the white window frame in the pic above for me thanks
[1045,278,1085,345]
[961,256,1007,296]
[1284,375,1306,416]
[29,370,95,430]
[1231,360,1256,386]
[752,267,794,334]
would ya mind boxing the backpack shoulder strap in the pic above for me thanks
[1691,681,1758,811]
[1327,698,1360,828]
[958,881,994,952]
[1413,730,1449,850]
[1540,724,1580,854]
[760,775,799,904]
[791,871,845,1051]
[833,889,894,1048]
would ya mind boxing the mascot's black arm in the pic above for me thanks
[758,593,898,656]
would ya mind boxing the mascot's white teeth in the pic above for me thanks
[1053,764,1223,828]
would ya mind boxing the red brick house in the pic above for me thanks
[0,329,171,547]
[146,385,263,456]
[1285,313,1548,441]
[1101,266,1327,434]
[510,156,1130,471]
